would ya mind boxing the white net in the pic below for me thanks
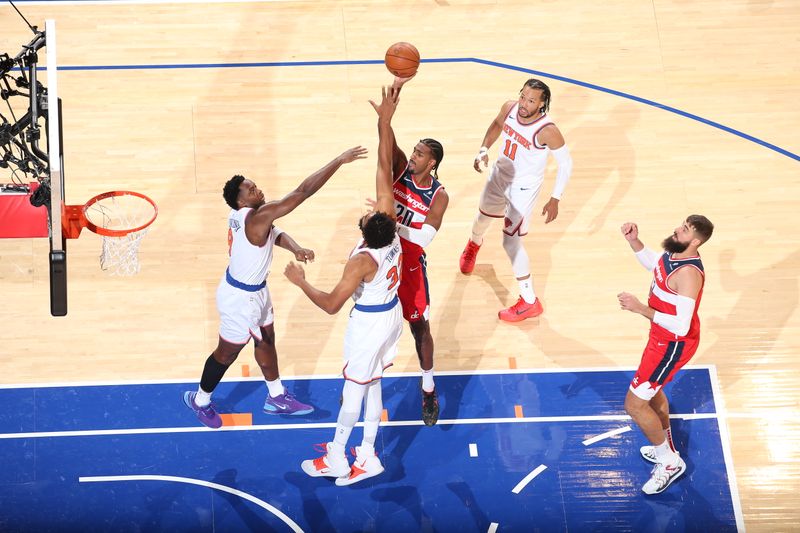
[84,193,156,276]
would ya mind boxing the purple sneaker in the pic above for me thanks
[183,391,222,429]
[263,388,314,415]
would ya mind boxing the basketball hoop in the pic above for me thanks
[62,191,158,276]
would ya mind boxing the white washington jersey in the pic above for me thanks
[349,233,402,307]
[494,104,555,187]
[226,207,281,286]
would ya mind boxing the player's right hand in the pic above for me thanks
[339,146,368,165]
[473,147,489,173]
[284,262,306,285]
[621,222,638,241]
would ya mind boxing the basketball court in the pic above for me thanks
[0,368,739,531]
[0,1,798,531]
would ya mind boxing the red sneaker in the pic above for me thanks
[459,240,481,274]
[498,296,543,322]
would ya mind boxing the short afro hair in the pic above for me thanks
[360,211,396,249]
[223,175,245,210]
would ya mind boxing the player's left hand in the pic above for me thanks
[617,291,643,313]
[541,197,559,224]
[294,248,315,263]
[284,262,306,285]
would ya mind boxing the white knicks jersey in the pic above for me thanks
[494,103,555,187]
[226,207,280,286]
[349,233,402,306]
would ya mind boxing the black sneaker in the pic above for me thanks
[422,388,439,426]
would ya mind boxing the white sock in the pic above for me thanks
[470,212,491,245]
[665,427,676,452]
[421,368,435,393]
[333,380,366,453]
[518,277,536,304]
[361,382,382,453]
[195,387,212,407]
[266,378,284,398]
[653,440,678,465]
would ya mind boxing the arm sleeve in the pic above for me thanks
[396,223,437,247]
[653,294,696,337]
[271,224,284,240]
[635,247,660,271]
[550,145,572,200]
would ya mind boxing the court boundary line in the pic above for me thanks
[0,413,721,440]
[0,364,715,389]
[29,58,797,162]
[709,365,745,531]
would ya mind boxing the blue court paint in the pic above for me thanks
[0,369,739,531]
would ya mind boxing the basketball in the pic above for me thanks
[384,42,420,78]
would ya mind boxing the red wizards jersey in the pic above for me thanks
[648,252,705,340]
[393,166,445,258]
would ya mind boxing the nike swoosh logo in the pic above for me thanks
[271,402,288,410]
[657,342,666,346]
[409,266,420,271]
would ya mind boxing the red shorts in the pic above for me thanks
[629,335,699,400]
[398,253,430,322]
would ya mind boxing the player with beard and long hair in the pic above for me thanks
[617,215,714,494]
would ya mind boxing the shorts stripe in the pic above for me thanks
[649,341,684,384]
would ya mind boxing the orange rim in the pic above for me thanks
[82,190,158,237]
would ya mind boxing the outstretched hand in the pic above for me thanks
[338,146,368,164]
[369,86,400,120]
[391,73,416,91]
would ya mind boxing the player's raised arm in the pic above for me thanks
[247,147,368,244]
[369,86,399,215]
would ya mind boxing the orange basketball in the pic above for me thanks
[385,42,420,78]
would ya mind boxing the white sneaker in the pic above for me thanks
[301,443,350,478]
[335,446,385,486]
[642,456,686,495]
[640,446,680,464]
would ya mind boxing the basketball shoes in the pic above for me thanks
[498,296,543,322]
[459,240,481,274]
[263,388,314,415]
[301,442,350,478]
[642,456,687,495]
[183,391,222,429]
[422,388,439,426]
[335,446,385,486]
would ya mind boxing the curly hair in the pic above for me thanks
[223,175,245,210]
[359,211,397,249]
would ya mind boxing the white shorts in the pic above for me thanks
[342,304,402,384]
[216,277,274,345]
[478,163,543,236]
